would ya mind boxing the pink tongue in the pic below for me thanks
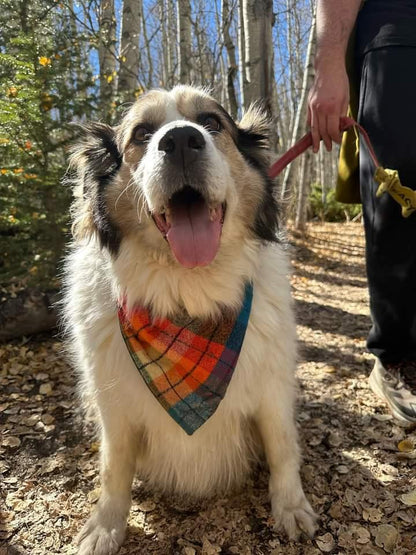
[166,198,222,268]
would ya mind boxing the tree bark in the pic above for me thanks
[141,2,153,88]
[241,0,273,111]
[98,0,117,121]
[237,0,247,108]
[118,0,141,102]
[177,0,192,84]
[221,0,238,119]
[295,149,312,230]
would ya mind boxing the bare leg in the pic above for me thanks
[255,391,317,539]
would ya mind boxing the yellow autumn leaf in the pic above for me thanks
[39,56,52,67]
[1,169,7,174]
[13,168,23,174]
[106,74,113,83]
[398,439,414,453]
[6,87,18,97]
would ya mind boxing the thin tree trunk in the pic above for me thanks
[221,0,238,119]
[286,0,295,128]
[98,0,117,121]
[280,12,316,201]
[166,0,176,87]
[141,3,153,88]
[241,0,273,111]
[118,0,141,102]
[194,15,205,85]
[237,0,247,108]
[295,148,312,230]
[177,0,192,83]
[161,0,175,87]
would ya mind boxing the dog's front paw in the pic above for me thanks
[271,492,318,540]
[77,511,126,555]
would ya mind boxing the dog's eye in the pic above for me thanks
[132,126,153,144]
[200,115,222,134]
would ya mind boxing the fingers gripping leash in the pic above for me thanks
[269,116,416,217]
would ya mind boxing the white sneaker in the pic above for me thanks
[369,359,416,423]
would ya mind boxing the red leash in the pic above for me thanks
[268,116,380,178]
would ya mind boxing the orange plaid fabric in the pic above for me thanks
[118,283,253,434]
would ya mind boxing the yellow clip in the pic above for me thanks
[374,167,416,217]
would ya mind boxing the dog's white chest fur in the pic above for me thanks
[67,240,296,497]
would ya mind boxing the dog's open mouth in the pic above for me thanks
[152,186,225,268]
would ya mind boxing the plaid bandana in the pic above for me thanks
[118,283,253,435]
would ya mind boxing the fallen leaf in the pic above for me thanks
[39,383,53,395]
[353,525,371,544]
[363,507,383,522]
[88,488,100,504]
[315,532,335,552]
[397,439,414,453]
[374,524,398,552]
[138,500,156,513]
[399,490,416,506]
[2,436,21,449]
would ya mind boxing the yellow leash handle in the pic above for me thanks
[374,167,416,218]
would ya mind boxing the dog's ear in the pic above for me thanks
[237,105,279,243]
[237,104,271,170]
[68,123,122,254]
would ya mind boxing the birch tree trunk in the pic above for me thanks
[160,0,176,88]
[141,3,153,88]
[221,0,238,119]
[98,0,117,121]
[237,0,247,108]
[280,12,316,201]
[118,0,141,102]
[285,0,295,129]
[177,0,192,83]
[295,149,312,230]
[241,0,273,111]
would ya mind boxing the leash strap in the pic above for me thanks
[269,116,416,217]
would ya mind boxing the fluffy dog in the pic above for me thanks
[64,85,317,555]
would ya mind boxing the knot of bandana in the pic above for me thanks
[118,283,253,435]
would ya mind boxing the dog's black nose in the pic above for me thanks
[158,126,205,167]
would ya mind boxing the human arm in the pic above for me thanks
[308,0,362,152]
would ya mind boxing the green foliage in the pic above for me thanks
[309,182,362,222]
[0,0,96,288]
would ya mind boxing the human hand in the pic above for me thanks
[307,61,350,153]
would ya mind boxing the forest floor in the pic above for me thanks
[1,222,415,555]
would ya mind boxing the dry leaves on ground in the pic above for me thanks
[1,223,415,555]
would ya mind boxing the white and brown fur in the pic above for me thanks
[64,86,317,555]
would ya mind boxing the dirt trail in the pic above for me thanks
[1,223,415,555]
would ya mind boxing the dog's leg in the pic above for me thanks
[255,392,317,540]
[77,420,136,555]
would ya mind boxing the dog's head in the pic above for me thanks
[70,86,279,269]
